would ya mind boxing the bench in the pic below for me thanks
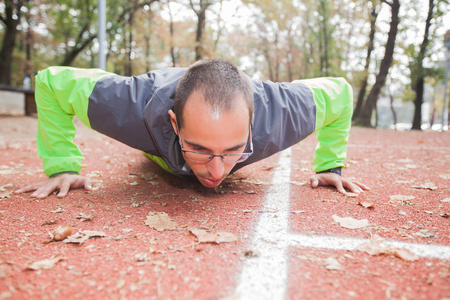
[0,84,37,115]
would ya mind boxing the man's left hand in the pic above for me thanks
[310,173,370,195]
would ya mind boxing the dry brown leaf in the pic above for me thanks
[332,215,369,229]
[411,182,437,191]
[414,229,438,239]
[145,212,177,231]
[44,225,73,244]
[388,195,415,201]
[63,230,106,244]
[357,235,418,261]
[358,201,374,208]
[390,248,419,261]
[41,220,57,226]
[26,256,63,270]
[76,213,95,222]
[0,183,13,191]
[290,181,307,186]
[324,257,342,270]
[0,190,12,199]
[440,213,449,218]
[345,192,358,198]
[190,228,237,244]
[388,195,415,206]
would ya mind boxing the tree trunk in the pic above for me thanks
[358,0,400,127]
[168,1,176,67]
[389,86,397,129]
[353,0,379,121]
[194,8,206,61]
[319,0,329,76]
[411,0,434,130]
[0,0,23,85]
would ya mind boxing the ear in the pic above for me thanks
[168,109,178,135]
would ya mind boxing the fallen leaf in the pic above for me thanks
[438,174,450,180]
[391,248,419,261]
[411,182,437,191]
[424,211,433,214]
[145,212,177,231]
[345,193,358,198]
[332,215,369,229]
[324,257,342,270]
[358,201,374,208]
[26,256,63,270]
[388,195,415,201]
[414,229,438,239]
[44,225,73,243]
[245,190,256,194]
[290,181,307,186]
[388,195,415,205]
[441,198,450,203]
[51,208,65,213]
[242,249,260,258]
[292,210,306,214]
[76,213,95,222]
[190,228,237,244]
[0,190,13,199]
[129,181,139,186]
[357,235,418,261]
[63,230,106,244]
[440,213,449,218]
[0,183,13,191]
[41,220,57,226]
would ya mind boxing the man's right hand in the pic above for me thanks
[14,174,93,199]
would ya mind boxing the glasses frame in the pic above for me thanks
[176,123,253,164]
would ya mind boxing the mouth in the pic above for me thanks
[201,177,224,187]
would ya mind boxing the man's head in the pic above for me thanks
[168,59,254,188]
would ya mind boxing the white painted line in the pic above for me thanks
[236,148,292,300]
[235,147,450,300]
[288,234,450,260]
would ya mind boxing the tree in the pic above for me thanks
[356,0,400,127]
[0,0,25,84]
[353,0,380,121]
[189,0,215,61]
[411,0,442,130]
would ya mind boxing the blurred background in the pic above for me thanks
[0,0,449,130]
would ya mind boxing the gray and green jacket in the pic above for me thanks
[35,67,353,178]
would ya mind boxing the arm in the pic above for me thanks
[15,67,114,198]
[295,78,370,194]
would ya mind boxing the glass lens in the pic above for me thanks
[184,151,212,162]
[222,154,250,164]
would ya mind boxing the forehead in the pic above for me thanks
[180,90,250,148]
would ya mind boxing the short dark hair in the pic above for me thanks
[174,59,254,128]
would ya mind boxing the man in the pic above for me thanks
[15,59,369,198]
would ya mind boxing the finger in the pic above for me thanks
[353,181,370,191]
[310,176,319,188]
[34,183,60,199]
[334,180,347,195]
[57,180,71,198]
[15,183,42,194]
[84,178,93,191]
[344,181,363,194]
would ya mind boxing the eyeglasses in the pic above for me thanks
[177,124,253,164]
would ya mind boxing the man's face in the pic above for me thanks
[169,90,250,188]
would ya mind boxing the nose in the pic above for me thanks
[206,156,225,180]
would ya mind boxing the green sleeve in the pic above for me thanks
[35,67,114,177]
[295,77,353,173]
